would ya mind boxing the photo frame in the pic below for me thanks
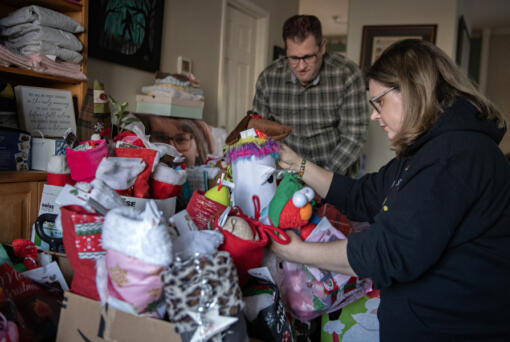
[360,24,437,73]
[455,16,471,74]
[89,0,164,72]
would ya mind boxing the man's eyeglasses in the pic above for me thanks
[286,52,319,67]
[369,87,396,113]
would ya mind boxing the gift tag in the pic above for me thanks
[188,308,238,342]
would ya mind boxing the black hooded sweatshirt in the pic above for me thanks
[326,98,510,341]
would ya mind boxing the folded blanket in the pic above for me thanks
[0,5,84,33]
[1,24,83,51]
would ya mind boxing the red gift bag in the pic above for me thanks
[211,208,290,286]
[186,190,227,230]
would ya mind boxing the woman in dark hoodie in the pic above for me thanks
[272,39,510,341]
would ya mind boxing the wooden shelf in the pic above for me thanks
[0,171,47,184]
[1,0,82,12]
[0,65,84,84]
[0,0,87,241]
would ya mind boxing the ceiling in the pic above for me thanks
[299,0,510,35]
[471,0,510,30]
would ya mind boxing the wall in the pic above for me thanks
[299,0,348,36]
[346,0,471,173]
[486,30,510,154]
[87,0,299,126]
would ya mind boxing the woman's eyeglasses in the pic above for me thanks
[369,87,396,113]
[151,132,193,151]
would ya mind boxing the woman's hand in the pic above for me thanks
[270,230,306,263]
[271,230,358,276]
[278,144,303,172]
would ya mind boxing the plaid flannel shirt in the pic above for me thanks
[252,53,369,177]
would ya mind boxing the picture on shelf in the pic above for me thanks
[88,0,164,72]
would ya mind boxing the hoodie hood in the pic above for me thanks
[406,98,506,155]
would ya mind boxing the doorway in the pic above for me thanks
[217,0,269,132]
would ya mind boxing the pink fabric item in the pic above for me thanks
[0,44,86,81]
[0,313,19,342]
[105,249,165,317]
[66,139,109,182]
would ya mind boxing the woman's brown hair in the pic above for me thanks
[366,39,504,155]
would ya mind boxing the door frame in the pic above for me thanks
[217,0,269,129]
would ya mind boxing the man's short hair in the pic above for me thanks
[282,15,322,47]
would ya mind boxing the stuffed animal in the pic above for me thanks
[224,129,280,219]
[265,173,316,239]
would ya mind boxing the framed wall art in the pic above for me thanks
[360,24,437,73]
[89,0,164,72]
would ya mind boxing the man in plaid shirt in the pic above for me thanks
[252,15,369,178]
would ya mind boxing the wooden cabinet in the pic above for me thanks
[0,172,47,244]
[0,0,88,242]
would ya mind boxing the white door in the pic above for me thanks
[223,4,257,132]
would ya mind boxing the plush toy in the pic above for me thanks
[265,173,316,239]
[224,129,280,219]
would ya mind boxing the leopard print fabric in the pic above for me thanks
[161,251,244,333]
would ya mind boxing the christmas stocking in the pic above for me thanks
[60,205,104,300]
[114,148,158,198]
[150,163,186,199]
[47,155,74,186]
[95,157,146,196]
[99,201,173,317]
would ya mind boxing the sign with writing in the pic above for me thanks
[14,85,77,138]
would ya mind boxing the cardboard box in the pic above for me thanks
[0,128,31,170]
[31,137,66,171]
[56,291,181,342]
[136,94,204,119]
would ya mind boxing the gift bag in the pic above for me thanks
[321,290,380,342]
[186,190,227,230]
[211,207,290,286]
[162,251,246,341]
[65,139,109,182]
[243,273,293,342]
[280,218,372,322]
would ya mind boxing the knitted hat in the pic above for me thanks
[93,80,110,118]
[102,201,173,266]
